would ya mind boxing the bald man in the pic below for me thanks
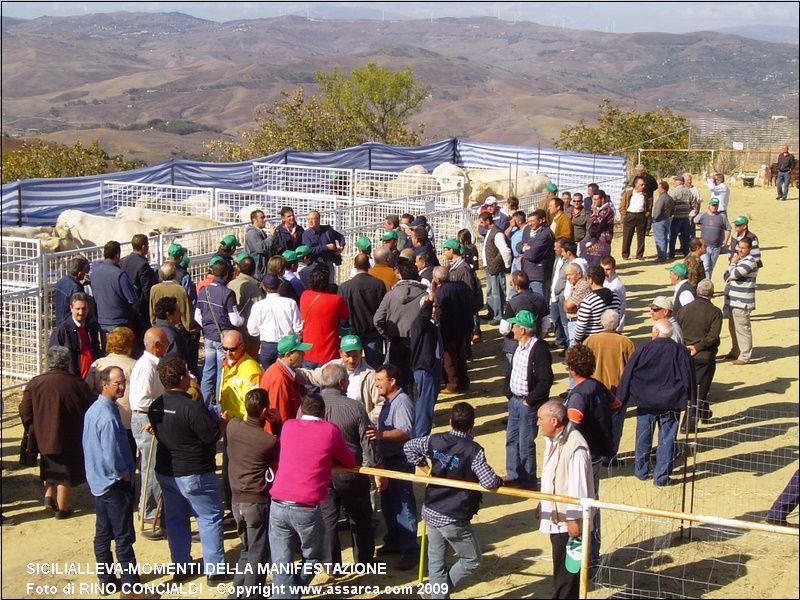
[128,326,169,535]
[219,329,263,527]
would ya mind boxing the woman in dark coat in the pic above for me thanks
[19,346,95,518]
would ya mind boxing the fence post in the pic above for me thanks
[170,162,175,186]
[579,499,592,599]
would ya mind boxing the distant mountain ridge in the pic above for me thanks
[3,12,797,163]
[716,25,799,45]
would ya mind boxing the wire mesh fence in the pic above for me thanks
[251,162,353,202]
[101,181,213,217]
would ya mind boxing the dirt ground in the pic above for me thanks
[2,185,798,599]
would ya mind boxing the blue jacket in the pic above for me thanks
[83,396,136,496]
[617,337,696,413]
[88,259,137,328]
[197,278,239,342]
[518,226,555,283]
[302,225,345,264]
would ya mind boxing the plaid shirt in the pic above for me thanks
[509,336,537,398]
[404,430,502,527]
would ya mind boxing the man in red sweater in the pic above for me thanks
[269,393,355,598]
[259,335,311,435]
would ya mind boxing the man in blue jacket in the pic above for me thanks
[616,319,696,487]
[89,240,138,348]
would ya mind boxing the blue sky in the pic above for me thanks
[3,1,798,34]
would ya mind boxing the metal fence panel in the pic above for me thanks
[354,169,464,206]
[251,163,353,202]
[101,181,214,217]
[1,288,42,390]
[159,224,248,283]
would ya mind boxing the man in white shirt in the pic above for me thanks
[247,274,302,370]
[128,327,168,535]
[600,256,627,331]
[706,172,730,214]
[536,400,593,599]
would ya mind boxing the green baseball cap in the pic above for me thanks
[277,334,312,355]
[220,234,240,249]
[340,335,362,353]
[545,183,558,193]
[282,250,298,263]
[295,245,311,258]
[565,536,583,574]
[708,197,720,206]
[208,255,225,268]
[356,236,372,251]
[167,242,185,259]
[442,238,461,251]
[506,310,536,329]
[179,255,190,269]
[667,263,688,278]
[733,215,749,226]
[234,251,250,264]
[381,230,398,241]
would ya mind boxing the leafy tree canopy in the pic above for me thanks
[205,63,429,161]
[554,99,693,178]
[1,139,144,184]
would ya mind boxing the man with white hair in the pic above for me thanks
[617,319,696,487]
[677,279,722,429]
[706,172,730,213]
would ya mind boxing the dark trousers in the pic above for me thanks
[93,480,139,586]
[360,332,385,370]
[259,341,279,370]
[668,217,691,258]
[621,213,647,259]
[768,470,799,522]
[221,436,232,513]
[442,337,469,393]
[692,353,717,419]
[550,531,579,599]
[387,337,412,389]
[231,501,270,596]
[320,473,375,565]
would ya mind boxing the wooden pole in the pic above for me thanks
[335,466,799,537]
[579,502,592,599]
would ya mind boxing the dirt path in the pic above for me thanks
[2,185,797,599]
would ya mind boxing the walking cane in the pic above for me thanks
[139,433,156,532]
[418,466,431,583]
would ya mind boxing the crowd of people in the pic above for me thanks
[16,157,793,600]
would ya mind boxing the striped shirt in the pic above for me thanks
[729,231,761,265]
[509,337,537,398]
[404,430,502,527]
[724,255,758,310]
[574,289,621,343]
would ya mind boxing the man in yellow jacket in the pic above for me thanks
[219,329,263,528]
[549,198,574,241]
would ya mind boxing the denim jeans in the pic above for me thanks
[259,341,279,370]
[427,520,482,599]
[777,170,791,200]
[361,332,385,370]
[486,272,507,320]
[131,412,160,521]
[157,471,226,575]
[269,500,324,599]
[232,502,270,595]
[380,455,419,557]
[634,411,679,485]
[201,338,224,408]
[414,368,439,438]
[701,246,722,280]
[549,301,568,347]
[505,396,538,488]
[652,217,671,261]
[668,217,691,258]
[93,480,139,586]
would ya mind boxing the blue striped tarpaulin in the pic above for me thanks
[1,181,21,227]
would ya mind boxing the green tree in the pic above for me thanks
[554,99,693,178]
[205,63,429,161]
[1,139,143,183]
